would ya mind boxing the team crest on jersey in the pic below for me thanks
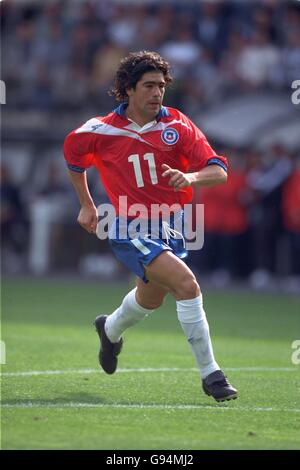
[161,127,179,145]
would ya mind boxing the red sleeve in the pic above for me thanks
[63,126,97,173]
[179,113,228,172]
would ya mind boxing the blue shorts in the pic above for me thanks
[108,212,188,283]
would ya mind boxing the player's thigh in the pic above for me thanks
[135,277,168,310]
[144,251,200,300]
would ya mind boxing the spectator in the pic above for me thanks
[234,30,280,89]
[160,28,201,79]
[0,164,28,272]
[281,154,300,285]
[247,144,293,287]
[191,151,251,284]
[281,30,300,87]
[28,162,74,274]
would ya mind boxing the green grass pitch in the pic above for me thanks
[1,278,300,449]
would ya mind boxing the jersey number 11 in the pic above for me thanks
[128,153,158,188]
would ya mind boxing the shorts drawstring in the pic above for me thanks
[162,220,186,249]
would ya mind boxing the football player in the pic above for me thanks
[64,51,238,402]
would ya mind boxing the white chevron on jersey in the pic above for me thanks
[75,117,191,150]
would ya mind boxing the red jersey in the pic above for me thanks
[63,104,228,216]
[282,169,300,232]
[197,168,249,234]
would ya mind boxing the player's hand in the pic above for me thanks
[77,205,98,234]
[161,164,194,191]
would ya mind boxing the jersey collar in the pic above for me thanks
[113,102,170,121]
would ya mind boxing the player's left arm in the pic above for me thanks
[162,113,228,191]
[161,163,226,191]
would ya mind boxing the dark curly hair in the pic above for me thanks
[109,50,173,102]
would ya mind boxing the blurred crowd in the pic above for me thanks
[1,0,300,291]
[2,0,300,114]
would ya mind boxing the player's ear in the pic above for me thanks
[126,87,134,97]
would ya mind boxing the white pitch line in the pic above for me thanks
[0,366,298,378]
[1,402,300,413]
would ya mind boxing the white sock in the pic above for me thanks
[176,294,220,379]
[105,288,154,343]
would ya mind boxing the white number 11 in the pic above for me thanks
[128,153,158,188]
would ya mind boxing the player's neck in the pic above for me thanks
[125,105,156,128]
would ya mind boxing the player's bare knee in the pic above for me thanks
[136,292,164,310]
[175,277,200,300]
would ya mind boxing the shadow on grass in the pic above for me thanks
[1,394,230,409]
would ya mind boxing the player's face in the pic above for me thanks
[126,72,166,121]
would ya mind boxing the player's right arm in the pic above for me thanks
[63,125,98,234]
[67,170,98,234]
